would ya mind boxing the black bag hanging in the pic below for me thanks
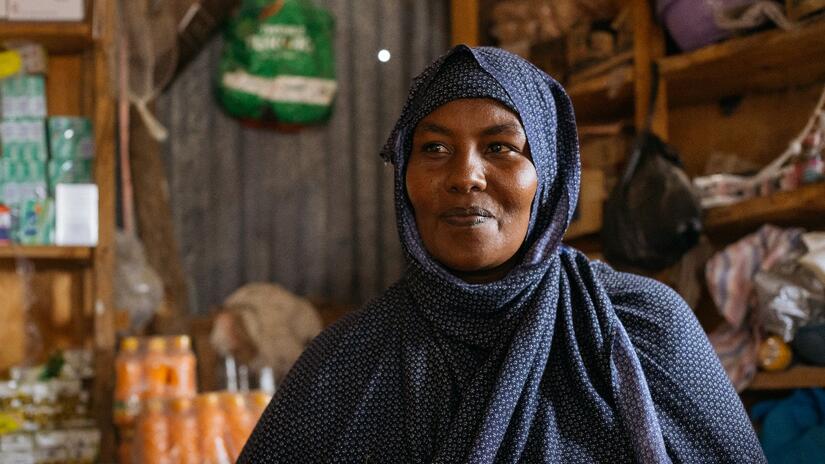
[602,63,702,270]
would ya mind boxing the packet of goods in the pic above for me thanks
[0,75,46,119]
[0,119,48,162]
[47,117,94,161]
[14,198,54,245]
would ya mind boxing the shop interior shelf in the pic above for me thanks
[704,182,825,238]
[567,65,634,122]
[749,364,825,390]
[659,17,825,106]
[0,245,93,261]
[0,21,93,54]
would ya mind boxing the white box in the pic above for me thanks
[8,0,84,22]
[56,183,97,246]
[0,1,8,20]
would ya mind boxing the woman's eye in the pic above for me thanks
[488,143,515,154]
[422,143,448,153]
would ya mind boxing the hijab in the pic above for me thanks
[239,45,765,463]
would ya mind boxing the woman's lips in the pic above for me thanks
[440,206,493,227]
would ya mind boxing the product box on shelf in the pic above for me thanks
[7,0,85,22]
[0,75,46,119]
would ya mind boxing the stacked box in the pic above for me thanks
[47,117,94,194]
[0,75,46,119]
[1,119,48,161]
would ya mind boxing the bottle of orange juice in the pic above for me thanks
[248,391,271,422]
[137,398,170,464]
[169,397,200,464]
[196,393,230,464]
[167,335,197,398]
[114,337,142,427]
[222,393,254,461]
[143,337,168,399]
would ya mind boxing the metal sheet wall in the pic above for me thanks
[158,0,450,312]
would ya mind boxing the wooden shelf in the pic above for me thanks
[660,18,825,106]
[567,65,634,122]
[0,21,93,54]
[749,364,825,390]
[704,182,825,238]
[0,245,93,261]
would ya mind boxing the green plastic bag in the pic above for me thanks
[218,0,336,127]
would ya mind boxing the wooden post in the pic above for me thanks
[450,0,480,46]
[91,0,117,460]
[632,0,668,139]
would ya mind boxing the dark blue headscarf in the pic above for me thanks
[239,46,765,463]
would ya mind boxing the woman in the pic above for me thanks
[239,46,765,463]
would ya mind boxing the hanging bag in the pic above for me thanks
[602,63,703,270]
[217,0,336,129]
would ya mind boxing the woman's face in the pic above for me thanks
[406,98,538,283]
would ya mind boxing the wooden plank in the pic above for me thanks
[749,365,825,390]
[90,1,117,459]
[632,0,668,138]
[450,0,479,46]
[270,130,301,293]
[325,0,356,303]
[660,17,825,105]
[567,65,634,123]
[46,55,83,116]
[352,0,381,302]
[0,246,92,260]
[669,85,822,177]
[0,21,93,54]
[240,128,272,283]
[704,182,825,237]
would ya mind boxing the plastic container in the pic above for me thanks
[196,393,230,464]
[656,0,756,51]
[169,397,200,464]
[143,337,168,399]
[222,393,254,460]
[136,398,170,464]
[114,337,143,426]
[167,335,197,398]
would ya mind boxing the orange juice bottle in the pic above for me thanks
[169,397,200,464]
[167,335,197,398]
[196,393,230,464]
[248,391,271,422]
[143,337,168,399]
[222,393,254,461]
[137,398,170,464]
[114,337,143,426]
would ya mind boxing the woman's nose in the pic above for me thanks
[447,149,487,193]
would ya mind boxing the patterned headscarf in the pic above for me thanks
[239,46,765,463]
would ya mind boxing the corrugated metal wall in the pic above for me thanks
[158,0,450,313]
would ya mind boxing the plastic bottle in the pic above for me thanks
[222,393,254,461]
[167,335,197,398]
[114,337,143,426]
[248,391,271,422]
[169,397,200,464]
[143,337,168,399]
[137,398,170,464]
[196,393,230,464]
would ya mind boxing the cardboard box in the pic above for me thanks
[7,0,84,21]
[55,183,97,246]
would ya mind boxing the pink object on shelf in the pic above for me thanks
[656,0,758,51]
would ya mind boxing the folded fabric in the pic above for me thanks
[751,388,825,463]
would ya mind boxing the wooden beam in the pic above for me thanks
[91,0,117,460]
[632,0,668,139]
[450,0,479,46]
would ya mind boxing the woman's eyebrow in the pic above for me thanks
[416,122,453,136]
[481,123,523,136]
